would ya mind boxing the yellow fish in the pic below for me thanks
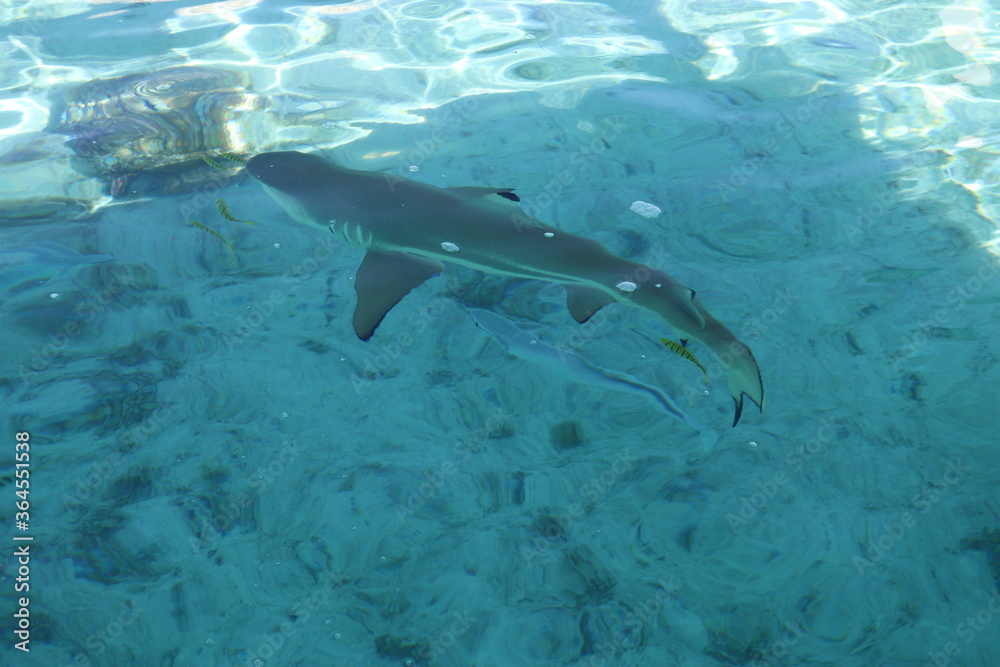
[660,338,708,377]
[190,220,237,265]
[216,198,257,226]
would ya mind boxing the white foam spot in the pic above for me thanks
[655,283,662,288]
[441,242,460,252]
[544,232,554,238]
[630,201,661,218]
[616,281,637,292]
[957,135,984,149]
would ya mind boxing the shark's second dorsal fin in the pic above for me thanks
[565,285,614,323]
[447,186,520,202]
[675,286,706,330]
[352,250,444,341]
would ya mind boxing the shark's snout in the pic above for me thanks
[246,151,323,188]
[246,152,288,182]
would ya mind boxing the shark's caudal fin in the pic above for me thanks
[691,305,764,427]
[725,339,765,427]
[628,276,763,426]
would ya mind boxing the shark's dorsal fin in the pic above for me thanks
[447,186,520,202]
[352,250,443,341]
[565,285,614,323]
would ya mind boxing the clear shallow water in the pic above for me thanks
[1,1,999,665]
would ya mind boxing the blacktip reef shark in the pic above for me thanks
[245,151,764,425]
[469,308,718,451]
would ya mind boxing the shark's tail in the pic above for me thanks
[627,277,764,426]
[720,338,765,427]
[682,299,764,427]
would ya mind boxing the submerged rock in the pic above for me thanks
[46,65,260,199]
[49,65,258,177]
[1,66,269,221]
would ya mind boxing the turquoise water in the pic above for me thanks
[2,0,999,665]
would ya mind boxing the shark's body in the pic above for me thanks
[245,151,764,424]
[469,308,718,450]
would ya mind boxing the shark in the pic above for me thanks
[245,151,765,425]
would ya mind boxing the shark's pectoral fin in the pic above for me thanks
[447,186,520,202]
[565,285,614,323]
[352,251,444,341]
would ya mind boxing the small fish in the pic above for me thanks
[471,308,718,451]
[660,338,708,377]
[190,220,237,265]
[216,198,257,226]
[220,152,247,165]
[203,156,224,169]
